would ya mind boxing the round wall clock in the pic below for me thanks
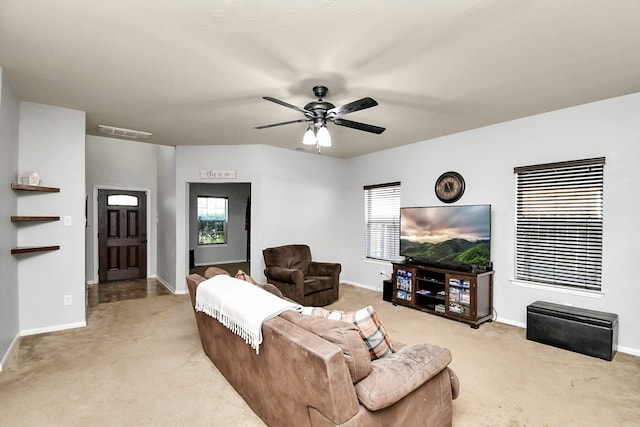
[435,171,465,203]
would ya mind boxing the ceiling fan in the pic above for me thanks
[255,85,385,149]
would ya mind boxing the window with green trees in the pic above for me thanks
[198,196,228,245]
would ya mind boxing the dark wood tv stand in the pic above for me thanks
[392,262,493,328]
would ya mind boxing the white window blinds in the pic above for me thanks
[364,182,401,262]
[514,157,605,291]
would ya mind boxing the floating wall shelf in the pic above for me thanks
[11,245,60,255]
[11,183,60,192]
[10,182,61,255]
[11,216,60,222]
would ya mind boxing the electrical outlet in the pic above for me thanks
[64,295,72,305]
[63,216,72,226]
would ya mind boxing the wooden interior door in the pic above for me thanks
[98,189,147,282]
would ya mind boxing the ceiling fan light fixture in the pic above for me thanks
[302,125,316,145]
[316,125,331,147]
[257,85,385,152]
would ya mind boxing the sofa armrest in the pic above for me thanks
[186,273,207,308]
[354,343,452,411]
[264,266,304,284]
[308,261,341,277]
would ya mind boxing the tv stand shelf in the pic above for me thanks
[392,262,493,328]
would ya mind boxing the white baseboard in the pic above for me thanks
[20,321,86,337]
[195,259,248,267]
[494,317,640,357]
[339,285,640,356]
[617,345,640,357]
[495,317,526,329]
[341,280,379,292]
[0,332,20,372]
[153,275,186,295]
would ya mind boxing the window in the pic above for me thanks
[197,196,228,245]
[364,182,401,262]
[107,194,138,206]
[514,157,605,291]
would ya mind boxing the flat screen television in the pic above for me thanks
[400,204,491,271]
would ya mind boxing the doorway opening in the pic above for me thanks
[97,189,148,282]
[188,182,251,277]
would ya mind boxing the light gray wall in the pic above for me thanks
[85,135,159,283]
[189,182,251,266]
[174,144,345,293]
[3,75,638,358]
[0,68,21,369]
[343,92,640,355]
[17,102,86,334]
[172,93,640,354]
[84,135,176,290]
[156,144,176,290]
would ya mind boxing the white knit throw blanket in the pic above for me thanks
[195,275,302,354]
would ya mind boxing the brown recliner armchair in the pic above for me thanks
[263,244,341,306]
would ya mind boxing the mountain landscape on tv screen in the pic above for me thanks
[400,238,490,266]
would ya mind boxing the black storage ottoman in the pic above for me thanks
[526,301,618,361]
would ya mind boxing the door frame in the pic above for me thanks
[92,185,152,284]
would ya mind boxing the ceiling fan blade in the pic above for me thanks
[254,118,310,129]
[333,118,386,134]
[327,97,378,116]
[263,96,312,116]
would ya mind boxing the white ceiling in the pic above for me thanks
[1,0,639,158]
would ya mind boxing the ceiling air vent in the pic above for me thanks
[97,125,152,140]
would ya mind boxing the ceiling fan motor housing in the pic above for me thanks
[305,86,335,123]
[304,100,335,115]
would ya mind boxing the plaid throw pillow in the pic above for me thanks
[302,306,396,360]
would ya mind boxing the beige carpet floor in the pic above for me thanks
[1,284,639,426]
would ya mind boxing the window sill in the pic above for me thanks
[362,257,403,265]
[510,279,604,299]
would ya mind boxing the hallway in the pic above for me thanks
[86,278,172,317]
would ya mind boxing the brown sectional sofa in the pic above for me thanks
[186,272,459,426]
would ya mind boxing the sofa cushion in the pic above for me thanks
[303,306,396,360]
[204,266,231,278]
[354,343,453,411]
[235,269,257,283]
[303,276,334,294]
[235,270,284,298]
[279,311,372,383]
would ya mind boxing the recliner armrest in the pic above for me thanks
[308,261,341,277]
[264,266,304,284]
[354,343,452,411]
